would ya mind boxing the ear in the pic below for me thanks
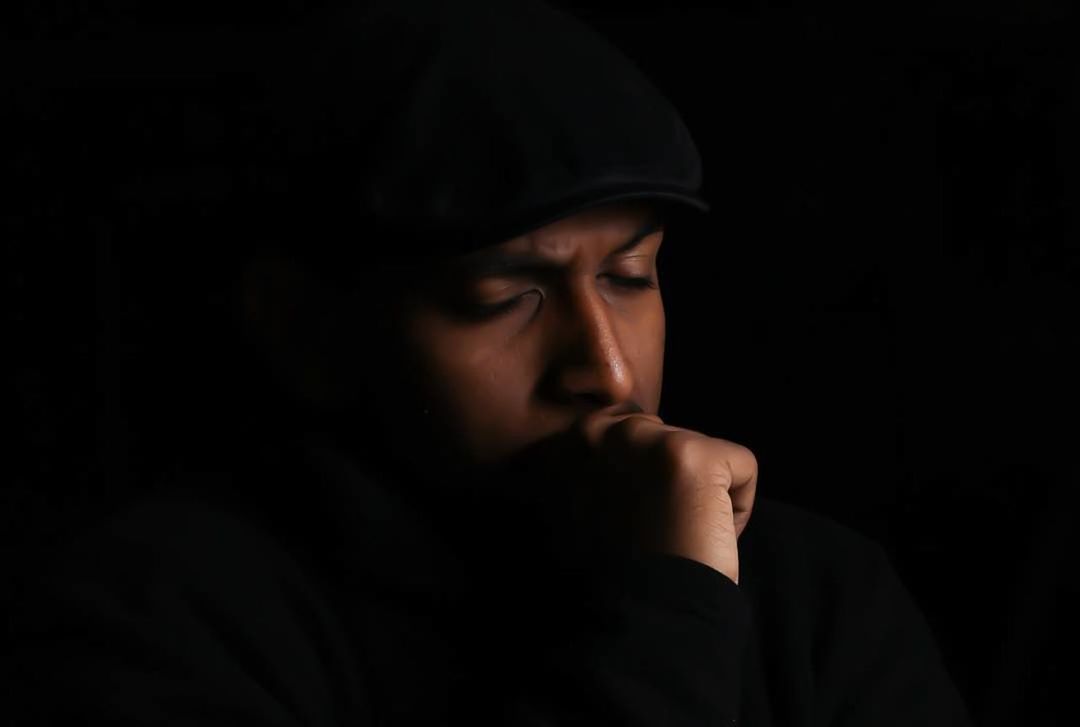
[238,250,312,346]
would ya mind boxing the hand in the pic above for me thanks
[489,409,759,585]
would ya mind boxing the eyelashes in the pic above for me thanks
[605,274,658,290]
[468,295,532,318]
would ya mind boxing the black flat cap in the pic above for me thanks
[256,0,710,257]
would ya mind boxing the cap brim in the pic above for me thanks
[465,187,710,254]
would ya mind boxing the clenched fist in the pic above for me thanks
[479,407,759,585]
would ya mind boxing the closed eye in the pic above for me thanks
[603,274,657,290]
[461,275,656,320]
[461,290,540,319]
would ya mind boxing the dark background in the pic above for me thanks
[5,2,1077,726]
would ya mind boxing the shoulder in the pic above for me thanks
[737,498,974,723]
[737,497,914,663]
[740,496,892,590]
[7,475,320,653]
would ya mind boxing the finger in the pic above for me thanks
[576,410,669,450]
[708,440,758,538]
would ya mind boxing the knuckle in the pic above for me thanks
[709,438,758,469]
[730,441,759,478]
[745,446,759,474]
[658,432,702,476]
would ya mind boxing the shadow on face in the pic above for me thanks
[239,199,669,487]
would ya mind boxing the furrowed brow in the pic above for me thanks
[458,218,664,277]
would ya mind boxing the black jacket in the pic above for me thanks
[6,436,971,726]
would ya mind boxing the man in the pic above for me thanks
[7,0,971,724]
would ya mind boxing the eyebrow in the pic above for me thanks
[457,218,665,278]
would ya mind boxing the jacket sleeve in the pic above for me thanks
[451,553,751,727]
[6,526,751,727]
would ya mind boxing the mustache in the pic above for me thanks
[506,399,646,470]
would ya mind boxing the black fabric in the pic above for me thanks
[5,435,973,726]
[247,0,710,258]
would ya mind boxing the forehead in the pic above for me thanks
[477,200,661,260]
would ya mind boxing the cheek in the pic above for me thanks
[651,303,666,365]
[402,318,539,464]
[619,298,666,411]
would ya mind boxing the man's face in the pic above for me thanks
[247,200,667,486]
[379,200,666,480]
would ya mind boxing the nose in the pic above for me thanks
[544,284,636,411]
